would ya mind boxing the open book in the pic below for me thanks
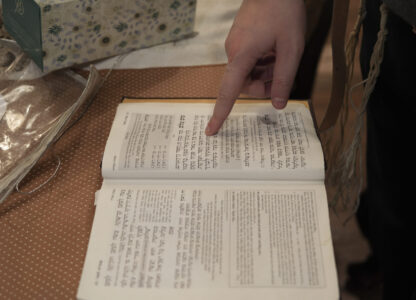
[77,99,339,300]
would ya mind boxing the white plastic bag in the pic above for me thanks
[0,39,102,204]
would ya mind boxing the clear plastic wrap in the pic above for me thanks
[0,39,102,204]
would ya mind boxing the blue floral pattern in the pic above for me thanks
[37,0,196,72]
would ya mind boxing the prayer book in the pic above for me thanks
[77,98,339,300]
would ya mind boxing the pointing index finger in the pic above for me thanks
[205,52,257,136]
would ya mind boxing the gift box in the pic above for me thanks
[2,0,196,72]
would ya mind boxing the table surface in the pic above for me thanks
[0,65,226,299]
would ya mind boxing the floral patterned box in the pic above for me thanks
[2,0,196,72]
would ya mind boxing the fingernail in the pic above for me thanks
[272,97,287,109]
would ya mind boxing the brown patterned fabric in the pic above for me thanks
[0,65,225,299]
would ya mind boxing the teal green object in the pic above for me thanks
[2,0,44,70]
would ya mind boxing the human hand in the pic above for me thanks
[205,0,306,135]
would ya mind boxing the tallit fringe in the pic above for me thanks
[322,2,389,215]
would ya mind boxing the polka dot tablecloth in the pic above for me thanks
[0,65,225,299]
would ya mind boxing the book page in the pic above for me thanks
[102,102,324,181]
[77,181,338,300]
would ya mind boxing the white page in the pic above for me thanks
[77,181,338,300]
[102,102,324,181]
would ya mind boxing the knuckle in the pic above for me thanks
[217,88,233,105]
[224,61,238,75]
[273,76,293,90]
[227,52,255,75]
